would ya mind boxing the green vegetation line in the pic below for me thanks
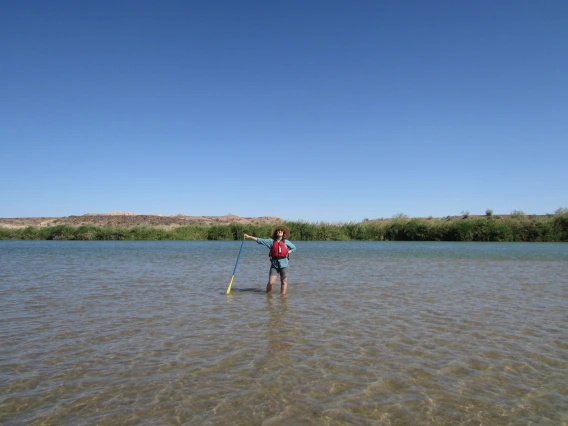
[1,214,567,242]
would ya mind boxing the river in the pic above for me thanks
[1,241,567,425]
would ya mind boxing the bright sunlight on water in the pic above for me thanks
[1,241,567,425]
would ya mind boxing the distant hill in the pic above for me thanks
[0,213,285,229]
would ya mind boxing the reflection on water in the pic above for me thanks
[1,241,567,425]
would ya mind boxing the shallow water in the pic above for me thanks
[1,241,567,425]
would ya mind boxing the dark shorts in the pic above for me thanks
[269,265,288,277]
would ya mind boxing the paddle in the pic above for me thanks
[225,236,245,294]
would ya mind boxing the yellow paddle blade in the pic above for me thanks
[226,275,235,294]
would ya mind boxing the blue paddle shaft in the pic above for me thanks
[232,237,245,276]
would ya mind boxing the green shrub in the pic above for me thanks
[170,226,209,240]
[207,225,234,240]
[449,220,475,241]
[392,213,408,220]
[553,214,568,242]
[46,225,76,240]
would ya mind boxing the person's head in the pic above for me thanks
[271,225,290,240]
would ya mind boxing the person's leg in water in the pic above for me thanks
[280,275,288,295]
[266,265,279,294]
[279,266,288,295]
[266,274,278,294]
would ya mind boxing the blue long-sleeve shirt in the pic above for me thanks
[256,238,296,268]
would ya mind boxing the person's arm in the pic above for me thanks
[245,235,273,248]
[285,240,296,253]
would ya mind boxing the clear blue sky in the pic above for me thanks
[1,0,566,222]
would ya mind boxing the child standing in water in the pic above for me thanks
[244,225,296,295]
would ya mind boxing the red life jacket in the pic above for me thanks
[269,240,288,259]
